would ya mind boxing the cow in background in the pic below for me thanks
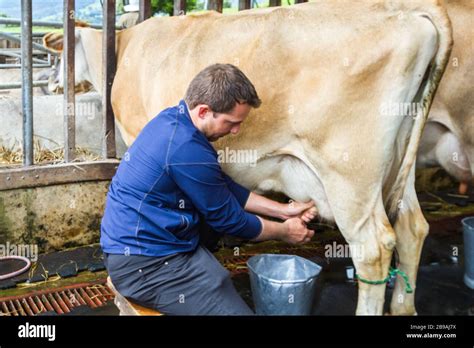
[417,0,474,195]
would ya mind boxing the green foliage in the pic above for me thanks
[0,12,16,27]
[151,0,198,16]
[117,1,125,14]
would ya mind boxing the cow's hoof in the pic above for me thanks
[391,309,418,316]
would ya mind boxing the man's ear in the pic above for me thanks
[197,105,211,119]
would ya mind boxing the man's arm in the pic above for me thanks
[169,139,316,244]
[244,192,288,220]
[168,139,262,240]
[222,173,318,222]
[245,192,318,222]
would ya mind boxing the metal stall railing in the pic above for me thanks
[0,18,103,29]
[21,0,34,167]
[102,0,117,160]
[0,31,56,69]
[0,0,120,191]
[64,0,76,162]
[0,0,309,191]
[0,18,115,85]
[0,20,73,72]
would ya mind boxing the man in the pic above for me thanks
[100,64,317,315]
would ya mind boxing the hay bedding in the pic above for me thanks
[0,139,100,167]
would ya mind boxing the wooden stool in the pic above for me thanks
[106,277,162,316]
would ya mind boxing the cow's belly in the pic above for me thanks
[223,155,335,222]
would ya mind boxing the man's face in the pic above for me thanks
[200,103,251,142]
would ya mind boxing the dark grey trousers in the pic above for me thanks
[103,246,253,315]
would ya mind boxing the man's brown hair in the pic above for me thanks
[184,63,261,113]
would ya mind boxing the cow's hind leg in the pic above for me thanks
[263,156,398,315]
[349,204,397,315]
[390,173,429,315]
[321,180,397,315]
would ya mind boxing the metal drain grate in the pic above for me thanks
[0,280,115,316]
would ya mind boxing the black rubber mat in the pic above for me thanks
[0,244,104,289]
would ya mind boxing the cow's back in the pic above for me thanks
[113,1,426,148]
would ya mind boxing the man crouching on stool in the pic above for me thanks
[100,63,317,315]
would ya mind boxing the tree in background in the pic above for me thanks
[152,0,198,15]
[117,1,125,13]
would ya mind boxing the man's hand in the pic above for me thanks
[245,192,318,223]
[253,216,315,244]
[281,200,318,223]
[281,217,315,245]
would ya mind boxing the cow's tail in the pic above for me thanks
[386,0,453,219]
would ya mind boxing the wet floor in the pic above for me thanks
[229,190,474,315]
[232,219,474,315]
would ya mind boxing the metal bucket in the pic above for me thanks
[462,217,474,289]
[247,254,322,315]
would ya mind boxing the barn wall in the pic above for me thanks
[0,180,110,253]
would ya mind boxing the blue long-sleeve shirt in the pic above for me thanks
[100,100,262,257]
